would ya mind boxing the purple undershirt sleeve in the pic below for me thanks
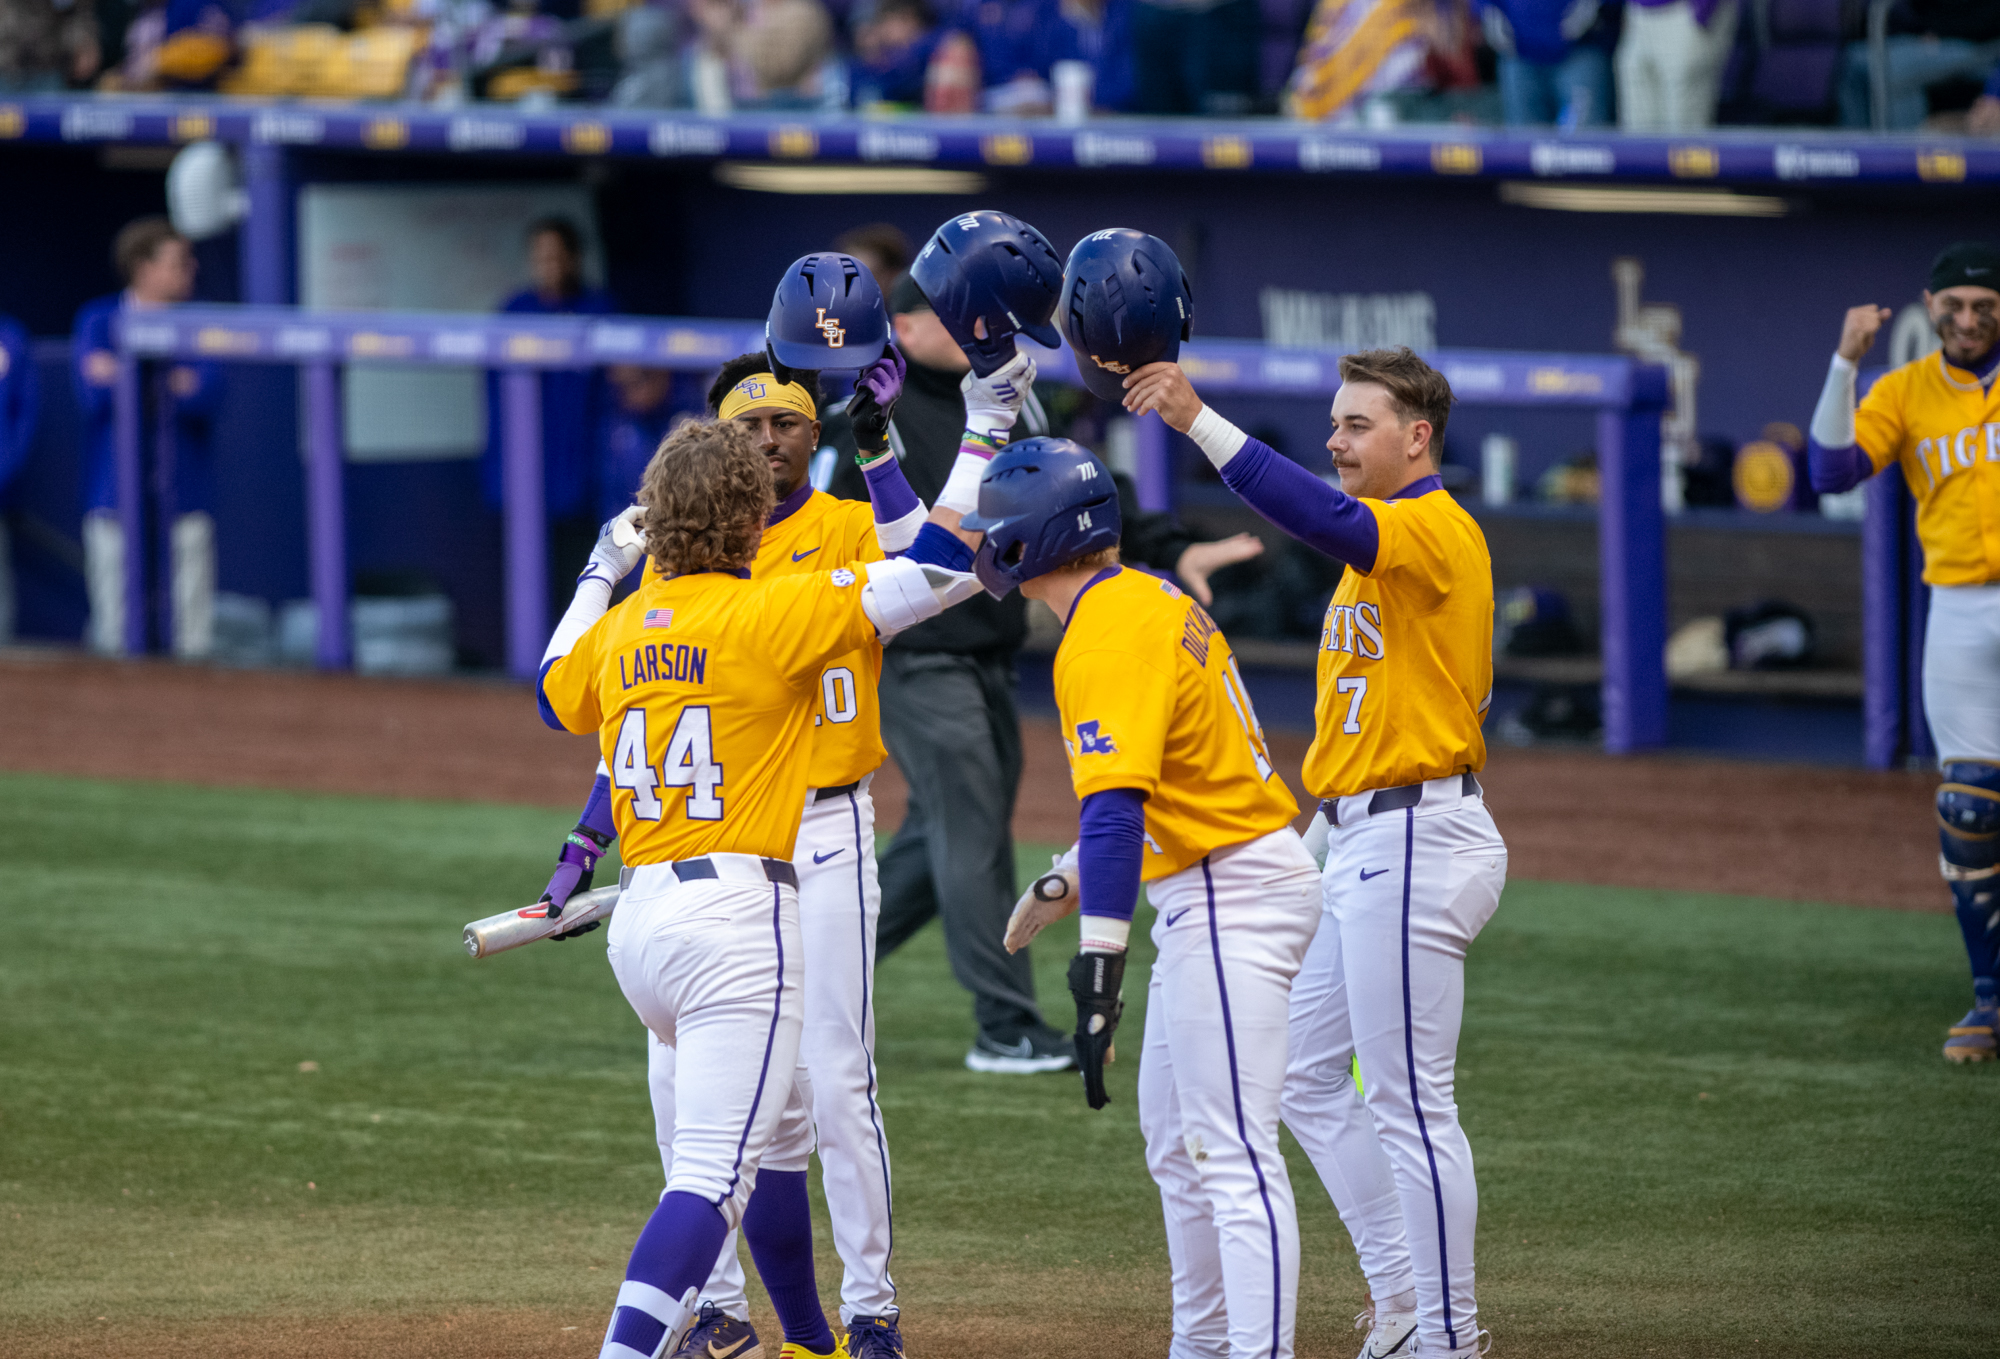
[1078,787,1147,924]
[1218,436,1380,572]
[579,772,617,842]
[1807,436,1873,495]
[861,453,923,525]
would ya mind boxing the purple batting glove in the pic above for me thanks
[542,825,613,940]
[849,344,905,456]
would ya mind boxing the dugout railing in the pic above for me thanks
[113,305,1674,751]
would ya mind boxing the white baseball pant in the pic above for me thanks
[1922,583,2000,764]
[611,856,811,1233]
[650,779,898,1324]
[1282,774,1506,1358]
[1136,827,1322,1359]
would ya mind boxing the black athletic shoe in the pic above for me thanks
[964,1023,1076,1074]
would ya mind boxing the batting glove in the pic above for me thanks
[543,824,613,940]
[582,506,646,587]
[849,344,906,457]
[1005,845,1079,953]
[960,350,1037,441]
[1068,949,1126,1110]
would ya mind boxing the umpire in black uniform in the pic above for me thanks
[828,272,1262,1073]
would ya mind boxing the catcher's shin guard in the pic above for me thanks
[1939,762,2000,985]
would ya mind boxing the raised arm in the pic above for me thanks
[1122,362,1380,571]
[848,345,928,553]
[1808,304,1892,495]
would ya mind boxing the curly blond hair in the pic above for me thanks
[638,419,774,576]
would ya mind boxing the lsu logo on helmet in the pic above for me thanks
[1076,719,1117,755]
[815,307,846,348]
[1090,354,1131,374]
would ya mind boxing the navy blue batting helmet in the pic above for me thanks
[1057,229,1194,401]
[766,252,889,374]
[909,210,1064,376]
[960,437,1121,598]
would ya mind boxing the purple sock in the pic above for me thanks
[605,1191,730,1356]
[742,1170,836,1352]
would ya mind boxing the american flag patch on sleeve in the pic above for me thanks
[644,608,673,630]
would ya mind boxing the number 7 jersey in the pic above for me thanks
[1055,566,1298,880]
[539,566,880,864]
[1303,481,1493,801]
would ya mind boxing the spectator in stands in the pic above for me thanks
[1131,0,1249,113]
[832,222,915,293]
[963,0,1135,113]
[1970,60,2000,133]
[1615,0,1737,131]
[482,217,616,616]
[74,217,223,659]
[0,0,101,90]
[1837,0,2000,130]
[850,0,942,104]
[1478,0,1616,126]
[687,0,836,110]
[1285,0,1435,121]
[609,2,688,106]
[0,314,39,645]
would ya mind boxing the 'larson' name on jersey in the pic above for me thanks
[619,641,709,691]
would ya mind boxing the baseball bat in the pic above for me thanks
[462,885,621,959]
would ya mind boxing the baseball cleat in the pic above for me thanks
[778,1337,849,1359]
[1352,1305,1417,1358]
[844,1313,906,1359]
[964,1024,1076,1074]
[671,1304,763,1359]
[1944,999,1999,1063]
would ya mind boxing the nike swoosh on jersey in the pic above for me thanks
[1165,908,1191,926]
[812,848,844,864]
[792,547,820,561]
[1359,868,1390,881]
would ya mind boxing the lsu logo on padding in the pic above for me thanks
[1076,719,1117,755]
[815,307,845,348]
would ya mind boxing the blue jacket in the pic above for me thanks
[961,0,1134,111]
[481,285,618,520]
[73,294,224,516]
[0,317,39,501]
[597,398,680,525]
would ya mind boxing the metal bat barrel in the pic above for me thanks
[462,885,621,959]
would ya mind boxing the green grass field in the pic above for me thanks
[1,770,1995,1358]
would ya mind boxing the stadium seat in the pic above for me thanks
[1728,0,1846,124]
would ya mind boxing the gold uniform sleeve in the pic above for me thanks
[744,570,880,686]
[1058,645,1174,800]
[1353,499,1451,613]
[1854,366,1908,475]
[539,603,617,735]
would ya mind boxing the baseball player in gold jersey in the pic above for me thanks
[537,418,986,1359]
[1125,347,1507,1359]
[1809,241,2000,1063]
[972,434,1320,1359]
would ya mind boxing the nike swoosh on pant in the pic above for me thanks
[812,849,844,864]
[1359,868,1390,881]
[1165,908,1191,926]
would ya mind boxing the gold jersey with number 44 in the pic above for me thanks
[1304,485,1494,801]
[540,566,879,865]
[1856,351,2000,585]
[1055,566,1299,880]
[752,490,887,789]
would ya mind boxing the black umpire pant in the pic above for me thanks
[875,647,1048,1038]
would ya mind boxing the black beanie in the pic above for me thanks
[1929,241,2000,293]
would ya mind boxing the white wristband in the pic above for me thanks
[1079,915,1132,952]
[542,576,613,667]
[1187,404,1249,470]
[938,450,990,515]
[1810,352,1858,449]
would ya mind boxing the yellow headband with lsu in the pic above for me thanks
[719,373,816,422]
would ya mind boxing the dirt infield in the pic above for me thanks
[0,649,1944,911]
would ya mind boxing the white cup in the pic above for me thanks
[1053,60,1093,124]
[1481,433,1517,506]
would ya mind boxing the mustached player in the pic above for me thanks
[969,437,1320,1359]
[1124,347,1507,1359]
[1809,240,2000,1063]
[538,417,984,1359]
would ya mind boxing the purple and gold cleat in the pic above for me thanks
[671,1303,764,1359]
[845,1313,907,1359]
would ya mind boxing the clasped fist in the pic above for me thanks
[961,350,1038,438]
[1838,305,1893,364]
